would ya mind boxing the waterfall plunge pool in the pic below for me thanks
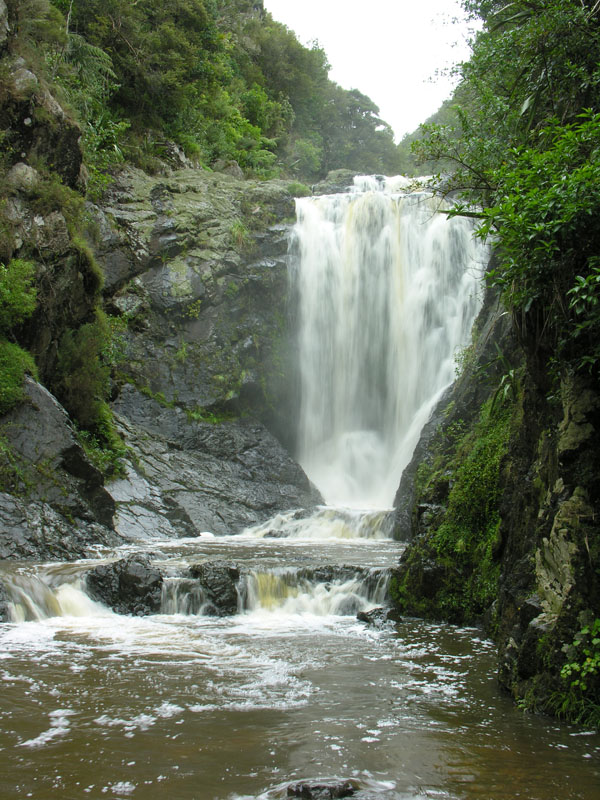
[0,521,599,800]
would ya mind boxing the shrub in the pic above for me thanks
[55,312,111,429]
[0,339,38,415]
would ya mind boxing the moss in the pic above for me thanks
[0,258,37,330]
[76,405,127,478]
[185,406,234,424]
[391,396,515,623]
[70,233,104,294]
[137,383,176,408]
[30,171,85,221]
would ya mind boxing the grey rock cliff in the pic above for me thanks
[0,378,119,560]
[108,386,320,539]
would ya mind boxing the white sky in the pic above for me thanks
[263,0,476,141]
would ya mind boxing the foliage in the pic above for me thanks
[0,259,38,416]
[55,311,111,429]
[35,0,403,180]
[0,340,38,415]
[414,1,600,377]
[286,181,311,198]
[554,618,600,727]
[76,410,127,478]
[476,112,600,369]
[29,171,85,221]
[54,311,126,475]
[229,220,252,251]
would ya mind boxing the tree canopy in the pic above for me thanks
[414,0,600,376]
[13,0,403,180]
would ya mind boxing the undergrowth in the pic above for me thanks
[390,395,515,623]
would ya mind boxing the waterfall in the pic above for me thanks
[241,567,389,616]
[3,574,109,621]
[290,176,487,509]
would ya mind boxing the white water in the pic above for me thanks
[291,177,488,508]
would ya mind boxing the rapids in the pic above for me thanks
[0,177,598,799]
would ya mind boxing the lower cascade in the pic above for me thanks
[0,177,597,800]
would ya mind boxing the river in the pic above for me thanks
[0,177,598,799]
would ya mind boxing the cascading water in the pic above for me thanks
[291,176,488,509]
[1,177,598,800]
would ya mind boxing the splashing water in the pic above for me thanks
[290,177,488,508]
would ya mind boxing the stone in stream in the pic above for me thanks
[356,606,402,628]
[286,779,358,798]
[85,554,163,616]
[188,560,241,616]
[0,578,11,622]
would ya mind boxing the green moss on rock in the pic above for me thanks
[0,339,38,415]
[390,397,515,624]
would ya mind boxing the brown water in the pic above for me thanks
[0,512,598,800]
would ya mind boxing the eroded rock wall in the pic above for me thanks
[96,167,300,444]
[390,286,600,719]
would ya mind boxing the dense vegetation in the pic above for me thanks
[8,0,401,183]
[404,0,600,726]
[414,0,600,379]
[390,396,514,622]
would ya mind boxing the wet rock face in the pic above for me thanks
[0,378,119,561]
[188,561,240,616]
[95,167,298,440]
[0,492,117,561]
[86,555,163,616]
[108,386,321,539]
[1,378,115,525]
[0,579,12,623]
[286,780,358,798]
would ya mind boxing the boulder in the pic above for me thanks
[188,561,240,616]
[108,386,321,538]
[213,158,244,179]
[312,170,357,195]
[0,493,119,562]
[5,162,40,193]
[11,67,38,95]
[1,377,115,530]
[356,607,402,627]
[286,780,358,798]
[86,554,163,615]
[0,578,12,622]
